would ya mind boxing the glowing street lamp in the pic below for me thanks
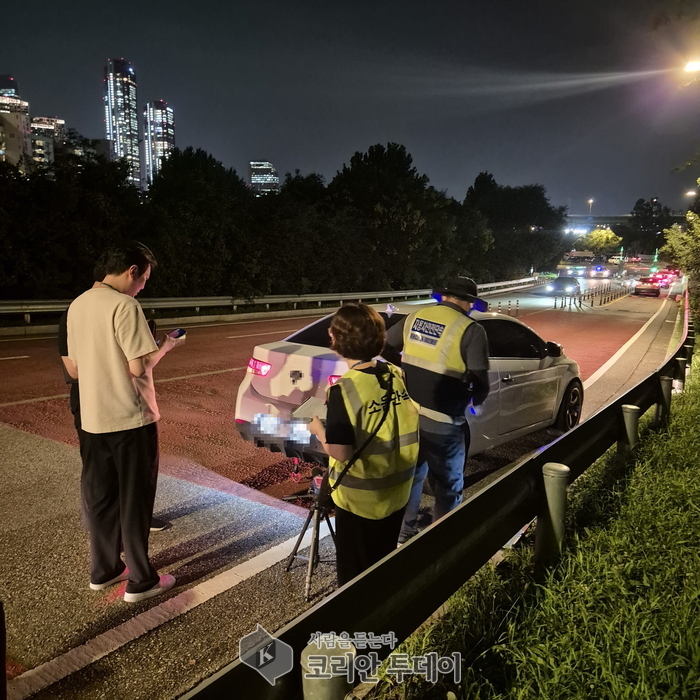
[587,198,594,215]
[684,61,700,73]
[685,190,697,197]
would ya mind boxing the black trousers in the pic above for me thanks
[334,505,405,587]
[82,423,160,593]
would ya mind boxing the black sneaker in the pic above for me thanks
[150,517,170,532]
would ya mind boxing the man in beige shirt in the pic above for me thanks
[66,242,178,603]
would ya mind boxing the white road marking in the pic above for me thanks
[0,355,29,361]
[583,297,670,390]
[0,315,324,343]
[0,393,69,408]
[6,521,332,700]
[0,368,248,407]
[154,366,247,384]
[0,336,57,343]
[226,330,292,339]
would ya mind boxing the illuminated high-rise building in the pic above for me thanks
[31,116,66,145]
[143,100,175,185]
[249,161,280,195]
[31,116,66,166]
[103,58,141,187]
[0,76,31,171]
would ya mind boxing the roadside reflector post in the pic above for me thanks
[301,636,356,700]
[534,462,570,569]
[553,297,557,309]
[24,313,31,324]
[498,301,502,313]
[507,300,512,316]
[618,404,641,458]
[674,357,687,392]
[516,299,520,317]
[654,375,673,429]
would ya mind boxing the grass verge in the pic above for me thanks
[366,357,700,700]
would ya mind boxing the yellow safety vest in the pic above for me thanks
[401,304,474,420]
[327,363,419,520]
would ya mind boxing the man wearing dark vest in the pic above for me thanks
[384,276,490,543]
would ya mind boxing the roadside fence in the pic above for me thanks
[0,277,547,327]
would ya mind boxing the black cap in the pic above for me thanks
[435,276,478,301]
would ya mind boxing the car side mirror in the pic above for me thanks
[546,341,563,357]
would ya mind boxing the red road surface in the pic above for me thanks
[0,304,650,500]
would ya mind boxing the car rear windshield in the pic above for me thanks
[555,277,577,284]
[286,312,407,348]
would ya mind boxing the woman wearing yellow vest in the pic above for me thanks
[309,304,419,586]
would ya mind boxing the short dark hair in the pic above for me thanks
[98,242,157,277]
[330,303,386,361]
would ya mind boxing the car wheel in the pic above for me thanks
[555,380,583,431]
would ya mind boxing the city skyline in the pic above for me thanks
[2,1,700,213]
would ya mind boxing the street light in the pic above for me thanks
[684,61,700,73]
[588,198,594,215]
[686,190,697,197]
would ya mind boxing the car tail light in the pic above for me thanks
[328,375,342,385]
[247,357,272,376]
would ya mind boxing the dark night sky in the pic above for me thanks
[3,0,700,214]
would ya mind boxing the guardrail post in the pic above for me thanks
[618,404,640,458]
[301,637,356,700]
[24,313,30,324]
[683,344,693,362]
[534,462,570,568]
[654,375,673,429]
[674,357,687,393]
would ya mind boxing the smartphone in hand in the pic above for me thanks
[167,328,186,345]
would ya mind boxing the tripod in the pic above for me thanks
[284,473,337,601]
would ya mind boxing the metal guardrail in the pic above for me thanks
[184,290,693,700]
[0,278,543,324]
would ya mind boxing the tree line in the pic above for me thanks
[0,139,669,300]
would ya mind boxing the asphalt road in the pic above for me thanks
[0,279,683,700]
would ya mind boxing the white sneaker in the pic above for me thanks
[123,574,176,603]
[90,567,129,590]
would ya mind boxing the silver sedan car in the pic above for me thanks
[235,302,584,463]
